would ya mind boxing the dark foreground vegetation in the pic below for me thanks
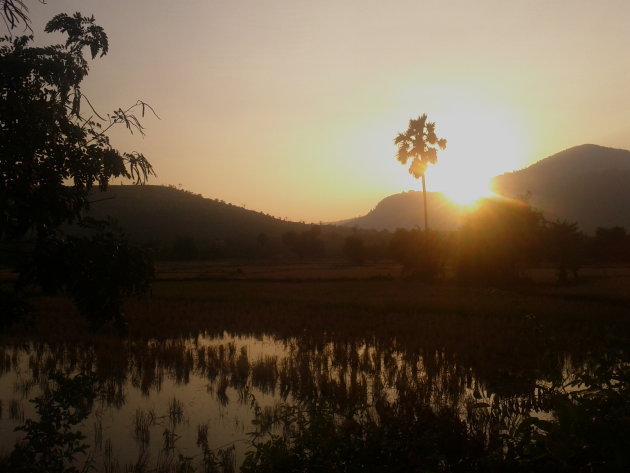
[1,275,629,472]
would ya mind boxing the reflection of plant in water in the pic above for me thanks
[133,408,153,449]
[111,402,235,473]
[243,398,484,473]
[251,356,278,395]
[195,422,236,473]
[8,399,24,422]
[168,397,185,427]
[3,333,607,424]
[6,372,97,473]
[2,293,628,472]
[93,416,103,452]
[243,349,629,472]
[497,349,630,472]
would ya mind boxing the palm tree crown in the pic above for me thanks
[394,114,447,178]
[394,114,447,230]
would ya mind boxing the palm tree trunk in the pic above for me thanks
[421,174,428,231]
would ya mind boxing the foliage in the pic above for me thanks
[0,0,41,32]
[0,16,154,242]
[170,234,200,260]
[592,226,630,263]
[6,372,97,473]
[0,10,156,329]
[544,220,585,282]
[456,197,544,283]
[394,114,447,230]
[243,399,484,473]
[485,348,630,472]
[0,288,29,330]
[28,230,154,331]
[343,235,365,265]
[197,431,236,473]
[394,114,447,180]
[389,228,447,280]
[282,226,326,259]
[243,347,629,473]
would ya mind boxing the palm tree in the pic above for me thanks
[394,114,447,231]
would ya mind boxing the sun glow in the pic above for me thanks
[336,82,533,219]
[440,176,494,207]
[417,89,531,208]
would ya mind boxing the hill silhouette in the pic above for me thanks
[338,191,463,231]
[492,144,630,232]
[87,145,629,247]
[85,185,308,257]
[342,144,630,233]
[83,185,391,260]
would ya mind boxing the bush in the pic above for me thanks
[343,235,366,265]
[5,373,97,473]
[243,399,484,473]
[29,231,153,331]
[389,229,447,281]
[456,197,543,284]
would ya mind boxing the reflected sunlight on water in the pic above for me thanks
[0,330,586,469]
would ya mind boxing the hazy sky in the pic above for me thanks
[26,0,630,221]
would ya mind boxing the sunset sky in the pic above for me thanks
[27,0,630,222]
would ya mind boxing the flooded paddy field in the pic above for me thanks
[1,277,628,471]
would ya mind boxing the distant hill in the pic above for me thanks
[87,144,630,247]
[84,185,307,255]
[82,185,391,259]
[492,144,630,233]
[338,191,463,231]
[342,144,630,233]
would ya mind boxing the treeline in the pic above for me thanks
[161,224,391,262]
[160,197,630,283]
[390,199,630,283]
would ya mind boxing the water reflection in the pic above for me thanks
[0,331,598,469]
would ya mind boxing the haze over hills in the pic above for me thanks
[341,144,630,233]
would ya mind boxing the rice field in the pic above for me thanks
[1,266,628,471]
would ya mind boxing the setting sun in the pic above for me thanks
[411,90,530,211]
[440,176,494,207]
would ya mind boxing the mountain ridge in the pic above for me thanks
[341,144,630,233]
[86,185,308,243]
[86,144,630,242]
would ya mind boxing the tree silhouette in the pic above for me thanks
[456,197,544,284]
[394,115,446,231]
[1,0,33,32]
[389,228,446,281]
[592,226,630,263]
[1,13,155,241]
[343,235,365,265]
[545,220,585,283]
[1,11,156,329]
